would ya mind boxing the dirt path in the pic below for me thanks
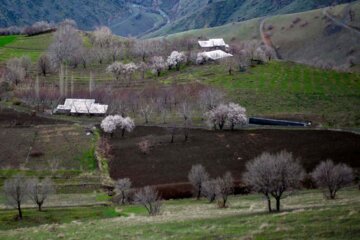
[323,7,360,37]
[259,18,282,59]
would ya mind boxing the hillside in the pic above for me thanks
[158,2,360,70]
[0,0,357,37]
[146,0,357,37]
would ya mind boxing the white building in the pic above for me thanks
[55,99,108,115]
[200,50,233,60]
[198,38,229,49]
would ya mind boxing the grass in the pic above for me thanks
[157,61,360,127]
[0,188,359,239]
[0,35,18,47]
[0,206,120,231]
[0,33,53,62]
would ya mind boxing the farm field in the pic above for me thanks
[0,108,96,174]
[109,126,360,192]
[0,187,359,239]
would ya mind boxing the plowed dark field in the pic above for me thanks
[109,126,360,192]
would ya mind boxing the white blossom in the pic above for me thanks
[100,115,117,134]
[227,102,247,130]
[167,51,186,70]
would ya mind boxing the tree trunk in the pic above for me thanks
[121,192,125,204]
[157,70,161,77]
[196,186,201,200]
[266,194,272,212]
[276,197,281,211]
[171,135,174,143]
[38,202,43,211]
[17,201,22,220]
[219,123,224,130]
[121,129,125,137]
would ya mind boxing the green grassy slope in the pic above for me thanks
[156,61,360,127]
[0,33,53,62]
[0,35,18,47]
[0,188,359,239]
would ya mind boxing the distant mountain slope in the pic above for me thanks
[160,2,360,71]
[0,0,127,29]
[0,0,357,37]
[146,0,357,37]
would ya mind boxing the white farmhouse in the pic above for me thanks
[200,50,233,60]
[198,38,230,49]
[55,98,108,115]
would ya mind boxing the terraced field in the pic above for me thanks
[0,109,95,171]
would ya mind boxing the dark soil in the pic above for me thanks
[109,126,360,197]
[0,108,65,126]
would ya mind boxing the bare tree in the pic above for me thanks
[199,88,224,112]
[188,164,209,200]
[92,47,109,65]
[133,40,151,61]
[115,178,132,205]
[311,159,354,199]
[178,101,192,142]
[93,26,113,48]
[47,158,61,175]
[109,40,123,62]
[167,124,177,143]
[243,151,305,212]
[139,101,154,124]
[28,177,55,211]
[107,61,124,81]
[3,174,30,220]
[79,47,91,69]
[221,57,237,75]
[38,54,51,76]
[48,21,83,68]
[215,172,233,208]
[138,61,147,80]
[134,186,162,216]
[157,98,168,124]
[201,180,217,203]
[5,57,31,85]
[151,56,167,77]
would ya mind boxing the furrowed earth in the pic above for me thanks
[108,126,360,198]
